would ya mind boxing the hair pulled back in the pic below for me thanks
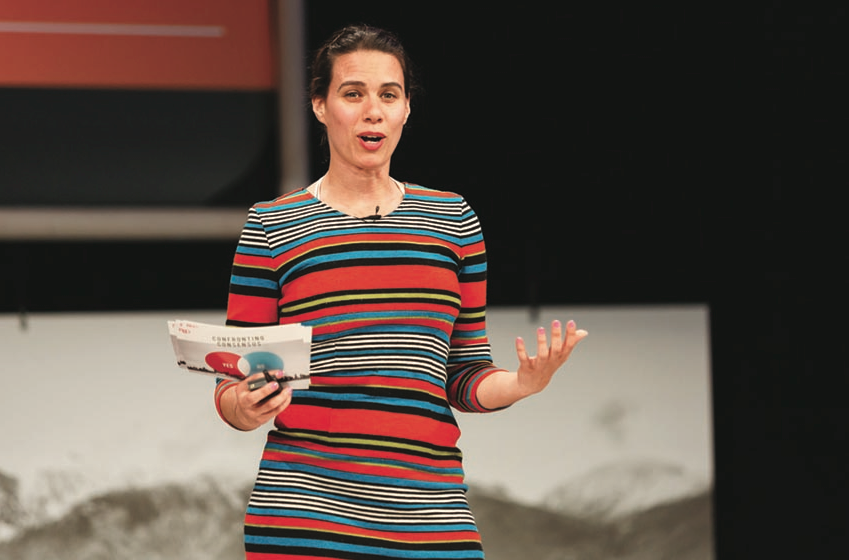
[309,24,418,101]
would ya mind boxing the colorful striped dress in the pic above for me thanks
[215,183,506,559]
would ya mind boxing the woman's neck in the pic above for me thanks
[314,167,404,219]
[323,167,391,199]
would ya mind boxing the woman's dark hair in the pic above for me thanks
[309,24,419,101]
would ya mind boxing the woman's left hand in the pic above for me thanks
[514,319,588,398]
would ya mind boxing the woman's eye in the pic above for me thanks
[344,91,361,98]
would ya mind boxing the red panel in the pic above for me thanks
[0,0,274,89]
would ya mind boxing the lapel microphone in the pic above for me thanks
[363,206,382,221]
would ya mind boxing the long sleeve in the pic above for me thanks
[226,206,281,328]
[445,202,508,412]
[227,206,280,326]
[214,205,281,428]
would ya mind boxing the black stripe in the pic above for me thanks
[296,395,455,424]
[277,240,462,276]
[314,384,450,410]
[462,252,487,267]
[270,427,461,455]
[458,270,486,283]
[228,283,278,299]
[278,288,461,318]
[246,527,481,553]
[285,257,459,284]
[225,318,277,328]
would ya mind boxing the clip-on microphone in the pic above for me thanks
[363,206,382,221]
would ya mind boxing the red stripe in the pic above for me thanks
[227,293,278,324]
[274,406,462,458]
[274,438,460,471]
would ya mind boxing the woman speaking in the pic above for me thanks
[214,23,588,559]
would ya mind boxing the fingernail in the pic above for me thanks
[567,320,576,328]
[553,320,561,328]
[270,382,279,390]
[538,327,545,334]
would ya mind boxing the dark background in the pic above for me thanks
[1,4,846,557]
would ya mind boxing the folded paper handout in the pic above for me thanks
[167,319,312,390]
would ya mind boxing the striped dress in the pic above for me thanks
[215,183,506,559]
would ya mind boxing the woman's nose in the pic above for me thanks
[362,96,383,122]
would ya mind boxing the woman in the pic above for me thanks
[214,24,587,559]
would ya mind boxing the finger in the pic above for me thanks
[564,320,589,350]
[253,377,286,406]
[566,319,589,339]
[259,385,292,414]
[515,336,529,363]
[550,320,564,352]
[549,320,577,358]
[244,371,270,392]
[536,326,550,359]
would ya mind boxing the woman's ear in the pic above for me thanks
[404,96,411,125]
[312,96,326,124]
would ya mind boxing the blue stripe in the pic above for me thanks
[450,329,487,340]
[235,245,273,257]
[244,537,483,559]
[462,262,487,274]
[229,274,278,290]
[269,228,477,257]
[404,192,463,205]
[246,508,479,537]
[254,197,315,213]
[294,391,455,418]
[308,310,457,328]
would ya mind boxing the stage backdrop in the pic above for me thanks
[0,305,713,560]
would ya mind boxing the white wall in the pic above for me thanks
[0,305,712,512]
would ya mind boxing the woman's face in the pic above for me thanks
[312,50,411,175]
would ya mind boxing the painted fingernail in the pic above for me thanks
[567,320,576,328]
[553,320,561,328]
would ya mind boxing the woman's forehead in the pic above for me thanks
[331,50,404,87]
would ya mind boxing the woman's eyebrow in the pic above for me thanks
[336,80,403,92]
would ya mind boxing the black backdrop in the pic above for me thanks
[1,4,846,557]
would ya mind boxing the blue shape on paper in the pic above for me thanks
[243,351,284,373]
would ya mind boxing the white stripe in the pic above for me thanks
[257,470,463,500]
[252,492,470,517]
[255,481,466,506]
[249,496,475,523]
[0,21,224,38]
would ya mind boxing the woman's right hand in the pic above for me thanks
[223,370,293,431]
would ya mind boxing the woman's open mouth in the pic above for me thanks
[358,134,385,150]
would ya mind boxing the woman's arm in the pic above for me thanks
[475,319,588,410]
[216,204,293,430]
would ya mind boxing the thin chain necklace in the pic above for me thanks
[314,176,405,220]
